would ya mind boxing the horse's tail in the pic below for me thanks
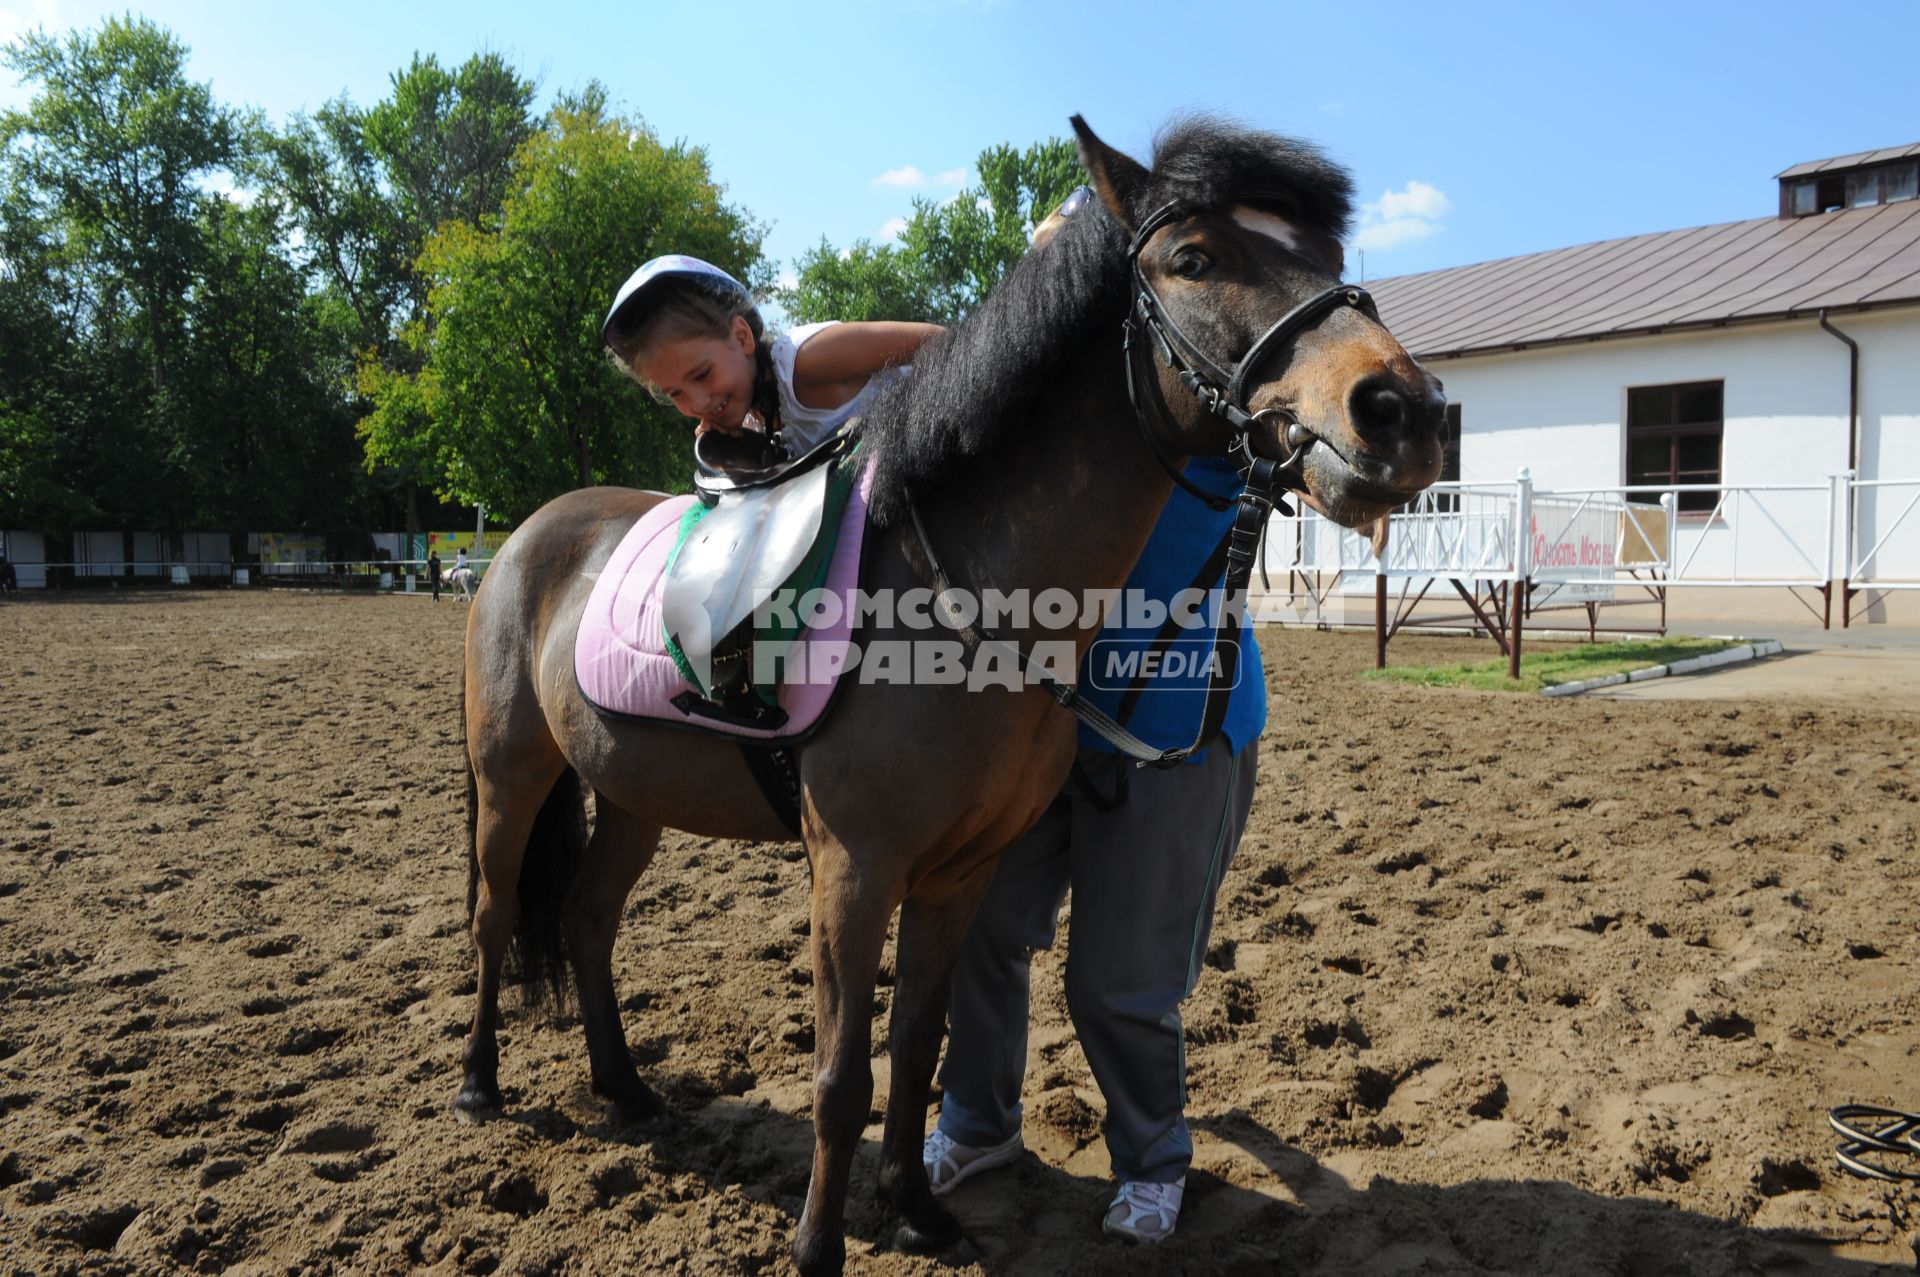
[506,768,587,1017]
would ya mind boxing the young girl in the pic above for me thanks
[601,255,941,468]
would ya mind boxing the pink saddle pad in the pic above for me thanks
[574,465,872,741]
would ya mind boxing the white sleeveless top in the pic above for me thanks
[768,321,908,457]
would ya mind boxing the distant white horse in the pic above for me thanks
[448,566,478,602]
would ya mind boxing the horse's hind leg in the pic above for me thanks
[875,882,990,1250]
[454,760,560,1119]
[566,794,665,1122]
[793,839,897,1277]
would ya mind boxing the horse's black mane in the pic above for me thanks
[860,115,1355,526]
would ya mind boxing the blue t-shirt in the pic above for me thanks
[1075,454,1267,760]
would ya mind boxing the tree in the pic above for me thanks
[783,137,1083,325]
[1,17,243,393]
[267,97,409,356]
[364,93,766,520]
[363,52,538,325]
[778,238,944,327]
[1,17,376,541]
[171,193,368,533]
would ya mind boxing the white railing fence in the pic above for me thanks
[1254,470,1920,647]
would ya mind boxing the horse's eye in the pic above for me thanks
[1172,251,1210,280]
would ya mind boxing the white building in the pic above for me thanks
[1359,142,1920,625]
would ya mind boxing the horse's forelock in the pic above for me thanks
[1144,115,1355,245]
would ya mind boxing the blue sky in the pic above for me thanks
[5,0,1918,285]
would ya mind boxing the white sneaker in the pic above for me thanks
[1102,1176,1185,1243]
[922,1126,1025,1196]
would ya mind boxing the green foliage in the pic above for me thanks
[267,97,409,355]
[783,137,1084,326]
[376,95,765,519]
[780,238,944,326]
[363,52,537,323]
[171,194,367,531]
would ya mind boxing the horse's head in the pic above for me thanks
[1072,116,1446,531]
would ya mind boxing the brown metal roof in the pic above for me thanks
[1367,202,1920,361]
[1776,142,1920,180]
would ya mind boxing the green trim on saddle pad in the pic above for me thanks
[664,452,863,704]
[664,499,711,691]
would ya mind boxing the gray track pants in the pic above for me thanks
[936,739,1258,1184]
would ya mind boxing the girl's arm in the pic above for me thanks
[789,321,944,411]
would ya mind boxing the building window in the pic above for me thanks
[1788,161,1917,216]
[1627,381,1722,513]
[1891,162,1920,204]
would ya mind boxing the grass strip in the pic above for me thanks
[1363,637,1738,693]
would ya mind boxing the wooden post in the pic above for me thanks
[1509,579,1525,681]
[1375,572,1387,669]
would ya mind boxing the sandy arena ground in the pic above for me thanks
[2,590,1917,1276]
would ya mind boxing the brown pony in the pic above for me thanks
[457,116,1445,1275]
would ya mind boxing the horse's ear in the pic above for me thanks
[1070,115,1149,232]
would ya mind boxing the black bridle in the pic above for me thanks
[1122,198,1379,514]
[903,195,1387,772]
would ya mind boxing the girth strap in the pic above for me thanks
[740,744,803,836]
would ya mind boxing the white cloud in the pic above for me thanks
[1377,180,1451,222]
[198,169,257,208]
[1352,180,1451,253]
[777,267,798,290]
[0,0,59,49]
[871,164,968,190]
[879,216,909,242]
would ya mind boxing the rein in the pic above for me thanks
[906,197,1379,770]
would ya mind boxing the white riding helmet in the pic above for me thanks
[601,255,752,344]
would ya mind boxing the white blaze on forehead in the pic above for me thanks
[1230,206,1304,254]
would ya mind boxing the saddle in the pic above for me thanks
[662,432,860,724]
[574,429,871,739]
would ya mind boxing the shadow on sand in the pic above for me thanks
[508,1081,1914,1276]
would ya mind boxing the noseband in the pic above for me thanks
[1122,199,1379,514]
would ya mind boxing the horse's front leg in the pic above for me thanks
[565,794,665,1122]
[875,879,992,1250]
[792,838,896,1277]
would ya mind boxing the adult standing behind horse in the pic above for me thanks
[923,188,1265,1244]
[428,550,443,602]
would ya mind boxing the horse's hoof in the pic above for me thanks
[894,1203,963,1254]
[452,1085,504,1123]
[596,1076,667,1124]
[611,1088,667,1125]
[792,1230,846,1277]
